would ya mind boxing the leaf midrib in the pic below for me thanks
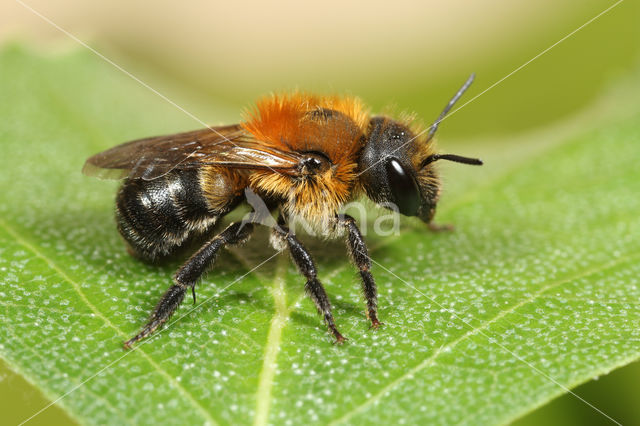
[253,255,289,426]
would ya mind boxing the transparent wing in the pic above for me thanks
[82,124,303,180]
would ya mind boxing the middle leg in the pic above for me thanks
[272,217,346,343]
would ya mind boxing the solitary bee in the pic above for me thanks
[83,75,482,348]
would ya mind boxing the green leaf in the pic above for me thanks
[1,45,638,425]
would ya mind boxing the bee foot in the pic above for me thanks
[369,319,384,329]
[428,222,455,233]
[333,334,347,345]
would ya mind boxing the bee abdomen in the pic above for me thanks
[115,169,218,261]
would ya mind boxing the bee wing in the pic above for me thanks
[82,124,304,180]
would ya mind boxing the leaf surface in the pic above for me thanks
[0,46,638,425]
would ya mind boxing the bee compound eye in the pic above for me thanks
[385,158,421,216]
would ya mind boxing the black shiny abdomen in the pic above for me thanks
[116,169,220,261]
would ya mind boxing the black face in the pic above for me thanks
[359,117,437,219]
[359,74,483,224]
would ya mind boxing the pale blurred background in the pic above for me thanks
[3,0,639,138]
[1,0,639,424]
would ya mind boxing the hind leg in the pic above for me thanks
[124,221,254,348]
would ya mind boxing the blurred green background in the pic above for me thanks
[1,0,638,424]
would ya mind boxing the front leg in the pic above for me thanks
[337,214,382,328]
[272,217,346,344]
[124,221,254,348]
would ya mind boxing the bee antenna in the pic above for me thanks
[425,73,475,143]
[421,153,483,168]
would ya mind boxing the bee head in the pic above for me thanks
[358,74,482,223]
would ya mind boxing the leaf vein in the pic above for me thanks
[0,218,219,425]
[330,251,640,424]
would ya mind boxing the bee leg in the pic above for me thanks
[272,219,346,344]
[337,214,382,329]
[124,221,254,349]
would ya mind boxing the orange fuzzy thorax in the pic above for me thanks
[241,93,370,234]
[241,93,369,160]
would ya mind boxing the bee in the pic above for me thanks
[83,74,482,348]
